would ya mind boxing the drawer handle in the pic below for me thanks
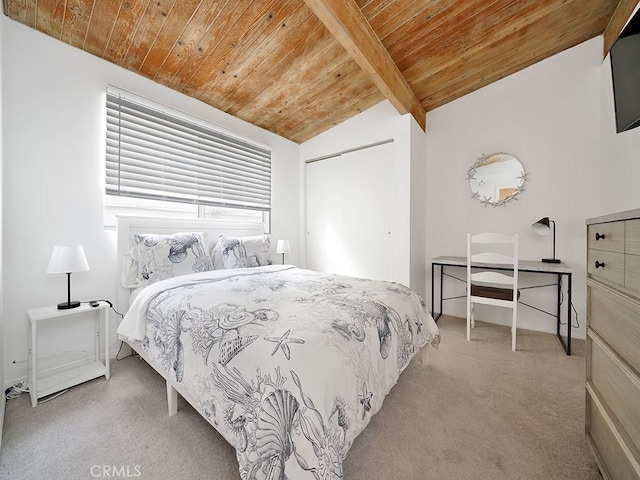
[595,261,605,269]
[595,233,606,241]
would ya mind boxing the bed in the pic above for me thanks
[116,215,440,480]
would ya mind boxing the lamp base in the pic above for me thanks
[57,300,81,310]
[541,258,562,264]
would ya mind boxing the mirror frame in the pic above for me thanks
[466,152,528,207]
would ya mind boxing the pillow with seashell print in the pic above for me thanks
[212,234,272,270]
[129,231,213,286]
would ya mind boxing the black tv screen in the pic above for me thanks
[610,9,640,133]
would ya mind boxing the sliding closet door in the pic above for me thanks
[306,157,342,274]
[306,142,393,281]
[339,144,393,280]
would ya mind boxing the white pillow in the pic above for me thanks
[131,232,213,285]
[214,234,271,269]
[121,252,141,288]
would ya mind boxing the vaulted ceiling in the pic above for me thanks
[2,0,636,143]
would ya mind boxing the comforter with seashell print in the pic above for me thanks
[117,265,440,480]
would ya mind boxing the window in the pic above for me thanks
[105,86,271,229]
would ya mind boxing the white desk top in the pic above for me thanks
[432,256,572,274]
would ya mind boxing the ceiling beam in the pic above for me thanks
[303,0,426,131]
[603,0,640,57]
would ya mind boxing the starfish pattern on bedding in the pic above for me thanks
[264,329,305,360]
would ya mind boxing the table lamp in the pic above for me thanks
[531,217,561,263]
[47,245,89,309]
[276,240,291,264]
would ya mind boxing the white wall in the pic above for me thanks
[409,118,428,297]
[0,12,5,447]
[424,37,603,340]
[300,101,422,288]
[2,17,300,385]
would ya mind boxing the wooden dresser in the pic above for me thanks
[586,209,640,480]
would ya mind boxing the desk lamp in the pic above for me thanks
[47,245,89,309]
[531,217,561,263]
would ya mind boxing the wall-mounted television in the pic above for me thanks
[610,9,640,133]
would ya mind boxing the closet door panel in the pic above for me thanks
[340,143,393,281]
[306,157,342,274]
[305,142,393,281]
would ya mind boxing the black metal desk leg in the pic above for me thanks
[431,263,436,320]
[439,266,444,319]
[556,274,561,337]
[431,263,443,322]
[555,273,572,356]
[567,273,572,355]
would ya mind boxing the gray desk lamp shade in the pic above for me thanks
[276,240,291,264]
[531,217,561,263]
[47,245,89,309]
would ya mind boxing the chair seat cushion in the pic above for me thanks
[471,284,520,301]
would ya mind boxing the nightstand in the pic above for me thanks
[27,302,110,407]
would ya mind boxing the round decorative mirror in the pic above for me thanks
[467,152,527,206]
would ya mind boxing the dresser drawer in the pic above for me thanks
[588,284,640,376]
[626,254,640,294]
[588,249,624,286]
[627,219,640,255]
[589,333,640,454]
[588,222,625,253]
[587,390,640,480]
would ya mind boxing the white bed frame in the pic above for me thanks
[116,215,266,418]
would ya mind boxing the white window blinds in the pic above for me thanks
[106,89,271,212]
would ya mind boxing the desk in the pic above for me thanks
[431,256,573,355]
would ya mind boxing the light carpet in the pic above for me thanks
[0,315,601,479]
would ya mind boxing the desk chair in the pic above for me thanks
[467,233,519,351]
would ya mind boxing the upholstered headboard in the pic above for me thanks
[116,215,266,315]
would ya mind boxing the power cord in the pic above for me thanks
[5,381,69,403]
[5,381,30,399]
[116,341,132,360]
[83,299,124,319]
[38,389,69,403]
[92,300,139,362]
[557,277,580,329]
[83,298,135,361]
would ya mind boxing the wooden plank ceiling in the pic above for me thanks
[3,0,623,143]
